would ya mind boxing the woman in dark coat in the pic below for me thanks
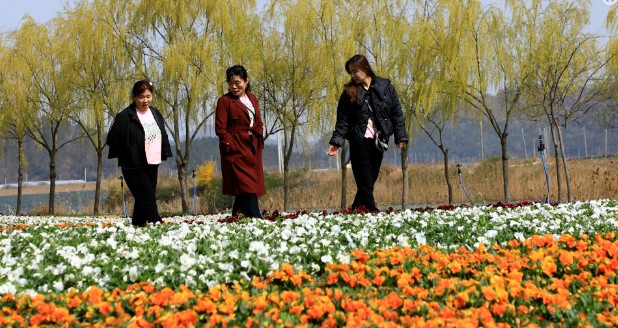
[215,65,265,218]
[327,54,408,212]
[106,80,172,226]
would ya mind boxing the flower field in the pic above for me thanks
[1,199,618,326]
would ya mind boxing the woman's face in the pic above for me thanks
[133,89,152,111]
[348,65,370,85]
[227,75,248,97]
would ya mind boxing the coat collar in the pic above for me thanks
[370,77,387,100]
[356,76,387,102]
[126,104,162,126]
[225,91,254,100]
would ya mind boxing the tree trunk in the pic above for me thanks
[49,153,57,215]
[91,123,105,215]
[94,147,103,215]
[283,164,289,211]
[283,135,289,212]
[283,126,296,212]
[555,124,572,202]
[176,160,189,212]
[172,101,190,212]
[440,146,453,205]
[400,144,409,208]
[549,122,562,203]
[340,140,348,210]
[500,133,510,202]
[16,138,24,215]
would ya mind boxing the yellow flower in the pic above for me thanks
[541,256,557,277]
[482,286,496,301]
[448,260,462,274]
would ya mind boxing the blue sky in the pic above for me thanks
[0,0,615,36]
[0,0,70,32]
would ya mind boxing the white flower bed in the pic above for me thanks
[0,199,617,295]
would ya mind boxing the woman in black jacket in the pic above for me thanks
[106,80,172,226]
[327,54,408,212]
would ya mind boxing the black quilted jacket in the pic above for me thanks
[329,76,408,147]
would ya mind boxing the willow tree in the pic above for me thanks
[412,107,457,204]
[112,0,259,212]
[0,41,3,120]
[12,18,81,215]
[454,1,534,203]
[0,37,35,215]
[261,0,330,211]
[394,0,475,206]
[0,38,35,214]
[600,8,618,130]
[310,0,356,209]
[0,42,4,144]
[59,1,132,214]
[594,98,618,129]
[524,0,609,203]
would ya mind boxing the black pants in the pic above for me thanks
[232,193,262,218]
[122,165,162,226]
[349,138,384,212]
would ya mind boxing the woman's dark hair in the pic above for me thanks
[343,54,376,104]
[226,65,251,92]
[132,80,154,98]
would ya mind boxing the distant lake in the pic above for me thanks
[0,191,96,215]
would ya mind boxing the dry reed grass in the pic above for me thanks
[0,182,100,197]
[264,156,618,210]
[4,157,616,215]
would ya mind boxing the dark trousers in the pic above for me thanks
[232,193,262,218]
[122,165,162,226]
[349,138,384,212]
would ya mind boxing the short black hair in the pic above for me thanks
[225,65,251,92]
[132,80,153,97]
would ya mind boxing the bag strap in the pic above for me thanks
[236,99,256,128]
[364,97,382,132]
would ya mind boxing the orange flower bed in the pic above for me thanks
[1,233,617,327]
[0,221,112,233]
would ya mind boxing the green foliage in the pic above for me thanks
[197,175,232,213]
[104,180,123,209]
[103,176,180,207]
[263,171,284,191]
[473,157,502,176]
[156,183,180,203]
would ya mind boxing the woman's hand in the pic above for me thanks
[396,142,407,149]
[327,145,339,156]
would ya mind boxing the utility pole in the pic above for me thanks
[605,128,608,158]
[583,127,587,158]
[522,127,527,159]
[480,120,484,161]
[277,131,283,174]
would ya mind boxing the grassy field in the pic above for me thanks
[1,156,616,215]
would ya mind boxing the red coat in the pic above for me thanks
[215,92,265,196]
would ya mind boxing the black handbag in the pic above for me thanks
[375,131,389,151]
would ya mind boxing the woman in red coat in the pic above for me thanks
[215,65,265,218]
